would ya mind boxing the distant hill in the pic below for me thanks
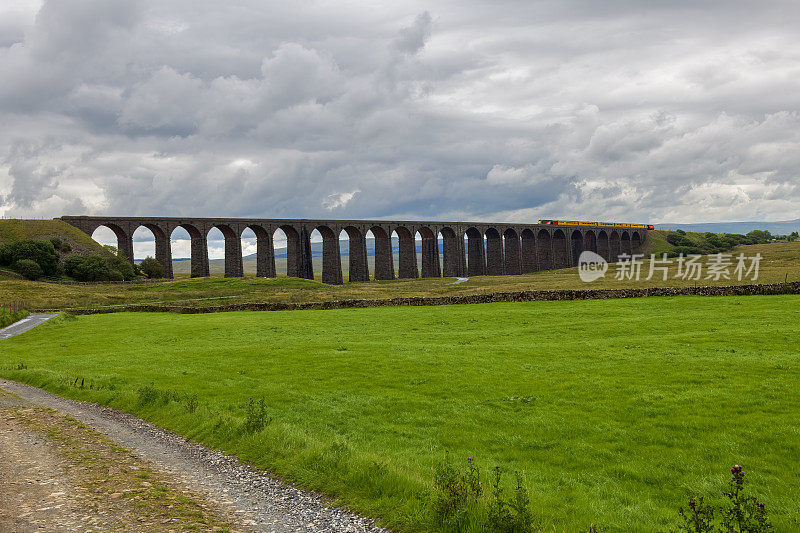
[655,219,800,235]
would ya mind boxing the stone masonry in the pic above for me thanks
[59,216,646,285]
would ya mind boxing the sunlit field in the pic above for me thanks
[2,295,799,530]
[1,242,798,311]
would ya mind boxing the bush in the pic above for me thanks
[63,254,112,281]
[488,467,533,533]
[746,230,772,244]
[242,397,271,433]
[431,454,540,533]
[63,253,137,281]
[432,453,482,529]
[109,254,136,280]
[13,259,43,280]
[48,237,71,252]
[0,239,59,276]
[677,465,772,532]
[667,232,695,247]
[139,256,164,279]
[0,305,29,328]
[137,384,165,406]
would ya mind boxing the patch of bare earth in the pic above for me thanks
[0,391,247,532]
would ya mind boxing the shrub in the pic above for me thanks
[488,467,533,533]
[432,453,482,528]
[49,237,71,252]
[746,230,772,244]
[184,392,199,413]
[139,256,164,279]
[137,384,164,406]
[677,465,772,532]
[0,305,29,328]
[109,255,136,280]
[13,259,43,280]
[0,239,59,275]
[64,254,113,281]
[242,397,271,433]
[431,454,539,533]
[667,232,695,247]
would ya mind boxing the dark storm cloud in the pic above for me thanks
[1,0,800,226]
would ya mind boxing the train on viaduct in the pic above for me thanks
[60,216,647,285]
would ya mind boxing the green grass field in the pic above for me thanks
[1,295,798,531]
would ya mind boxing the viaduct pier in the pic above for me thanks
[60,216,646,284]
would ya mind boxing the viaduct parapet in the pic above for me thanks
[60,216,646,284]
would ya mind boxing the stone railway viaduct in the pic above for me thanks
[61,216,646,285]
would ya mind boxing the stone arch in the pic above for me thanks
[584,230,597,254]
[465,227,486,276]
[369,225,394,280]
[440,226,465,278]
[570,229,583,266]
[243,224,274,278]
[632,231,642,251]
[169,224,208,278]
[342,226,369,282]
[597,230,610,262]
[135,223,172,279]
[394,226,417,279]
[209,224,242,278]
[503,228,521,275]
[536,229,552,270]
[274,225,301,278]
[621,231,632,256]
[315,225,342,284]
[609,230,621,262]
[485,227,503,275]
[553,229,569,269]
[91,223,133,264]
[417,226,440,278]
[521,229,536,273]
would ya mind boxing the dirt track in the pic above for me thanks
[0,379,388,532]
[0,389,246,532]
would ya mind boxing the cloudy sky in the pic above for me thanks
[1,0,799,255]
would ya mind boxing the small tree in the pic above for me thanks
[63,254,113,281]
[14,259,43,280]
[139,256,164,279]
[746,230,772,244]
[108,253,137,280]
[789,231,799,242]
[0,240,59,275]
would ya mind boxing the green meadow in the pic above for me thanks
[1,295,799,531]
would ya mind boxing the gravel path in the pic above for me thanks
[0,314,58,340]
[0,390,246,531]
[0,379,390,533]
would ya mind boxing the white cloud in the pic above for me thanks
[1,1,799,225]
[323,189,360,211]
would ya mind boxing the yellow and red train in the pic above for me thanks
[539,220,654,230]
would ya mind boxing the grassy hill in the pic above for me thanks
[0,219,105,255]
